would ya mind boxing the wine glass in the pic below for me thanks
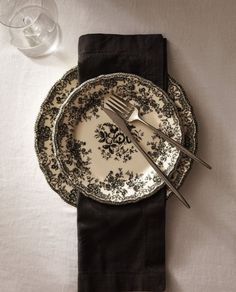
[0,0,60,57]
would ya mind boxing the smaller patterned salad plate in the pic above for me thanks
[52,73,183,204]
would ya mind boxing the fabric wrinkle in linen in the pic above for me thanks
[77,34,168,292]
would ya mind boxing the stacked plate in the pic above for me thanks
[35,67,197,207]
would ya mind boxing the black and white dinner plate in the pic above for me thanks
[35,67,197,206]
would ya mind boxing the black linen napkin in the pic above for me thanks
[77,34,168,292]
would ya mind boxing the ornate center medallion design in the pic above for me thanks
[94,123,143,162]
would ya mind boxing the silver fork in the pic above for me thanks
[106,91,212,170]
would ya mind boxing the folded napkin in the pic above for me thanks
[79,34,168,89]
[77,34,168,292]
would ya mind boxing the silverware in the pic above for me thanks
[108,91,212,170]
[103,107,190,209]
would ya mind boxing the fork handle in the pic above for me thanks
[137,117,212,170]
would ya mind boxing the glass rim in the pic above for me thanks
[0,0,57,29]
[9,5,54,29]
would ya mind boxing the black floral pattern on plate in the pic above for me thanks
[94,123,143,162]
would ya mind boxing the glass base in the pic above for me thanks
[17,24,60,58]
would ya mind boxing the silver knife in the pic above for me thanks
[103,107,190,209]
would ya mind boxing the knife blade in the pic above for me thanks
[103,106,190,209]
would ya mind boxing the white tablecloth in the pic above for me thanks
[0,1,236,291]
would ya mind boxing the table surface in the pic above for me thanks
[0,1,236,291]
